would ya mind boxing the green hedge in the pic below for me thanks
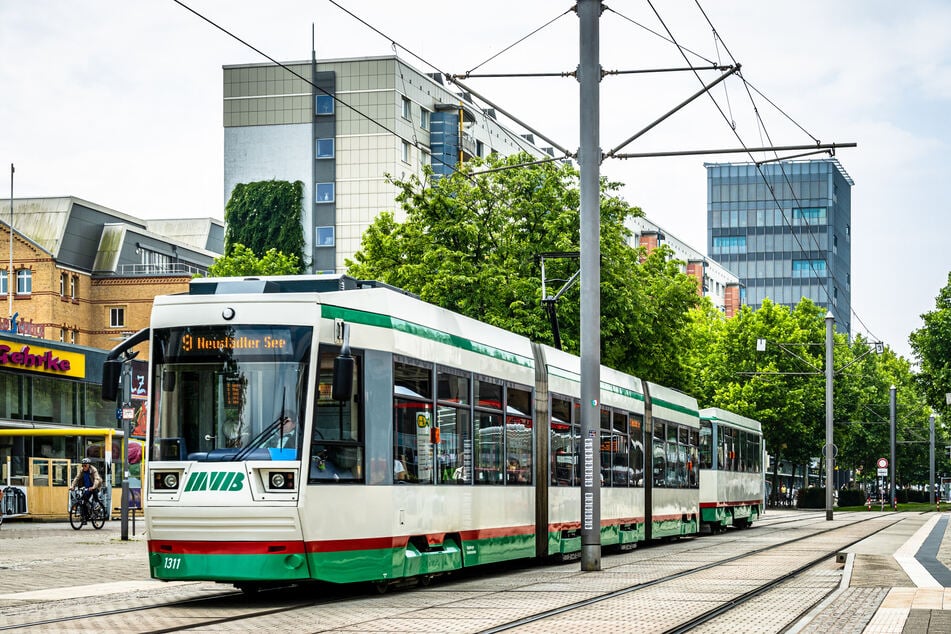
[838,488,866,507]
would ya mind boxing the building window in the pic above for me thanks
[316,226,335,247]
[316,138,334,159]
[401,96,412,120]
[0,270,6,295]
[420,108,430,130]
[315,183,335,203]
[59,328,65,342]
[315,94,334,115]
[60,272,67,296]
[15,269,31,295]
[70,329,77,344]
[401,140,410,163]
[110,307,125,328]
[792,259,827,278]
[711,236,747,254]
[70,275,77,300]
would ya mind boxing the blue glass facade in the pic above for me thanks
[706,159,852,334]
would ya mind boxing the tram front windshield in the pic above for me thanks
[149,325,312,462]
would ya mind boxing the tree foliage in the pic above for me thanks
[205,243,301,277]
[224,180,306,273]
[684,297,938,491]
[910,271,951,419]
[346,153,701,388]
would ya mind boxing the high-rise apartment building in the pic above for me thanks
[627,215,743,317]
[224,55,550,274]
[705,159,853,333]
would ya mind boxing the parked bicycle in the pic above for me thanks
[69,487,106,530]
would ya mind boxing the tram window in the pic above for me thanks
[652,422,666,487]
[666,435,679,487]
[629,414,644,487]
[395,361,432,400]
[315,352,360,442]
[394,399,433,484]
[438,371,469,405]
[437,404,471,484]
[475,379,502,409]
[474,411,503,484]
[699,421,713,469]
[505,387,532,485]
[311,443,362,482]
[550,397,573,486]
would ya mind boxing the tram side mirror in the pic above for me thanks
[101,359,122,401]
[331,354,354,401]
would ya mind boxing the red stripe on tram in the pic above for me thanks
[148,540,306,555]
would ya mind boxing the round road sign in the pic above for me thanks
[877,457,888,469]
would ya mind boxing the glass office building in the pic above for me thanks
[706,159,853,334]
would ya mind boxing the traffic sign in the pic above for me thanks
[877,457,888,469]
[877,468,888,476]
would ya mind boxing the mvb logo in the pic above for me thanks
[184,471,245,492]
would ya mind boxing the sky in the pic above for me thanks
[2,1,949,361]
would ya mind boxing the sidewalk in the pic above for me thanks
[794,512,951,633]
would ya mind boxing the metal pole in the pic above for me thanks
[930,414,935,505]
[825,312,834,521]
[120,365,131,541]
[578,0,601,572]
[890,385,896,508]
[8,164,13,320]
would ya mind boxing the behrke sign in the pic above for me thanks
[0,338,85,379]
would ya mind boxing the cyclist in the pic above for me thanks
[70,458,102,521]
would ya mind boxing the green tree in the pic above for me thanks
[225,180,306,273]
[206,243,301,277]
[910,272,951,419]
[684,298,827,495]
[346,153,701,388]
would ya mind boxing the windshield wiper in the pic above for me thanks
[232,389,287,462]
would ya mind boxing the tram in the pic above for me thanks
[102,274,763,589]
[698,408,765,531]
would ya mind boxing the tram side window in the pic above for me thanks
[437,369,471,484]
[666,424,681,487]
[394,361,434,484]
[721,426,736,472]
[699,421,713,469]
[311,351,363,483]
[689,429,699,487]
[652,422,666,487]
[749,434,761,473]
[505,387,532,485]
[629,414,644,487]
[550,397,574,486]
[474,379,504,484]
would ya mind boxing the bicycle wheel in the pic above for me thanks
[90,501,106,529]
[69,502,84,530]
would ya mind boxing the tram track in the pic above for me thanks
[477,513,900,634]
[0,513,901,633]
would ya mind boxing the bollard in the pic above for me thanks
[866,496,871,511]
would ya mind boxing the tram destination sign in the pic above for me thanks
[168,327,295,359]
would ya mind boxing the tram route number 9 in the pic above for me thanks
[162,556,183,571]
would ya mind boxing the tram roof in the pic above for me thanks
[188,274,416,298]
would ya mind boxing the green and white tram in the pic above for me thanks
[101,275,759,590]
[698,407,765,531]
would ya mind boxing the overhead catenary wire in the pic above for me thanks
[628,0,850,333]
[690,0,881,345]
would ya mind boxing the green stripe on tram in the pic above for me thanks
[149,551,309,582]
[322,305,534,368]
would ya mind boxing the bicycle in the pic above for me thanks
[69,488,106,530]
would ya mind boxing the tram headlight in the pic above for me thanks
[267,471,295,491]
[152,471,181,491]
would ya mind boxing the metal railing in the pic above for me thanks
[117,263,207,277]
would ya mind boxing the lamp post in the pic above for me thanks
[930,413,935,505]
[825,312,834,520]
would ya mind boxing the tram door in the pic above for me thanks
[28,457,70,517]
